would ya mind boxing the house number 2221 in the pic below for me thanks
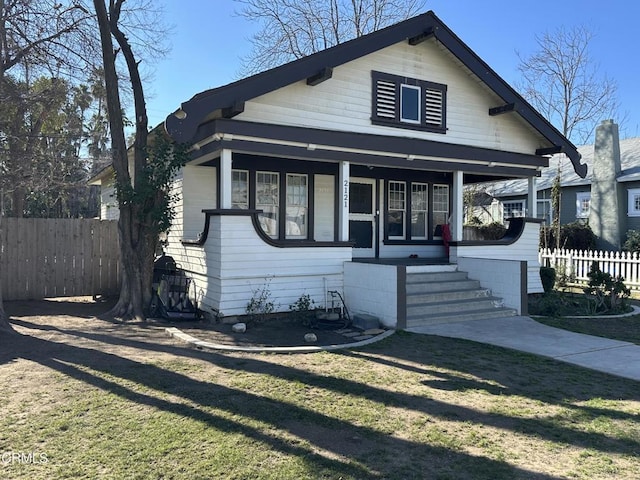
[343,180,349,207]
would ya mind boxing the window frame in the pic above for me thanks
[231,169,249,209]
[411,182,429,240]
[372,71,447,134]
[256,171,280,239]
[502,200,526,221]
[432,184,450,237]
[387,180,407,239]
[628,188,640,217]
[576,192,591,219]
[285,173,308,239]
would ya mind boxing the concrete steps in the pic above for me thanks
[404,269,517,328]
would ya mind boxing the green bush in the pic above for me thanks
[540,222,596,250]
[539,267,556,293]
[623,230,640,252]
[477,222,507,240]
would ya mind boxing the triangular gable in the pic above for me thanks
[164,10,585,178]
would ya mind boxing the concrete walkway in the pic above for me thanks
[407,316,640,382]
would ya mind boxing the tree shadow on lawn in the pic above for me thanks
[3,305,639,478]
[0,318,572,479]
[1,332,562,480]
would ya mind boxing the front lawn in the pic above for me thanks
[1,299,639,479]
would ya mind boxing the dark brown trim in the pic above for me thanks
[519,261,528,315]
[164,11,584,177]
[535,146,563,156]
[396,265,407,329]
[307,67,333,86]
[192,118,548,174]
[450,217,543,247]
[182,208,352,249]
[408,27,435,45]
[489,103,515,116]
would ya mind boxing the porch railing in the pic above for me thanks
[539,248,640,290]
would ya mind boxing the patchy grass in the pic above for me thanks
[1,301,640,479]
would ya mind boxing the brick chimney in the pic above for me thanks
[589,120,624,250]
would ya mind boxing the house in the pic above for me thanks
[88,164,119,221]
[148,11,586,328]
[476,120,640,250]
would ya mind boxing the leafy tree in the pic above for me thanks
[236,0,427,74]
[93,0,188,320]
[0,0,99,328]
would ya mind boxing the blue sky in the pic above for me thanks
[145,0,640,141]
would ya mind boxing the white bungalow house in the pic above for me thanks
[153,11,586,328]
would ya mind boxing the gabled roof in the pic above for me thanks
[479,137,640,197]
[164,10,585,178]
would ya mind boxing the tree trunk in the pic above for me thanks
[93,0,156,321]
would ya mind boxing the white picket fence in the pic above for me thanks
[539,248,640,290]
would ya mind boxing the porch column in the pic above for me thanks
[528,177,537,218]
[338,161,350,241]
[219,148,232,209]
[451,171,463,241]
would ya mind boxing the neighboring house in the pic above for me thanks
[477,120,639,250]
[88,165,119,221]
[100,11,586,327]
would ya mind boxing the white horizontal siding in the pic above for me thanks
[100,182,119,220]
[168,214,352,317]
[183,165,217,239]
[238,40,545,155]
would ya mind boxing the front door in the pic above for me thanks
[349,178,376,257]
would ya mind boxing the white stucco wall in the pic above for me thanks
[456,257,525,314]
[344,262,398,328]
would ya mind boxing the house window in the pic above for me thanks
[372,71,446,133]
[286,174,307,238]
[433,184,449,235]
[503,200,525,221]
[388,181,406,238]
[576,192,591,218]
[256,171,279,238]
[400,84,421,124]
[628,188,640,217]
[537,199,552,225]
[411,183,428,239]
[231,170,249,209]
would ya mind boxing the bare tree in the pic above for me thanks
[517,26,621,146]
[93,0,188,321]
[236,0,427,75]
[517,26,622,250]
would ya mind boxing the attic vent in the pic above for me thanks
[375,79,396,119]
[425,88,444,126]
[371,71,446,134]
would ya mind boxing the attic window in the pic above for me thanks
[372,71,446,133]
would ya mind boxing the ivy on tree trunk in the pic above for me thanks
[93,0,188,321]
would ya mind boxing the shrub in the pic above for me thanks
[540,267,556,293]
[583,262,630,314]
[623,230,640,252]
[540,222,596,250]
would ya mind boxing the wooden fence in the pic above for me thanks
[0,218,120,301]
[539,248,640,290]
